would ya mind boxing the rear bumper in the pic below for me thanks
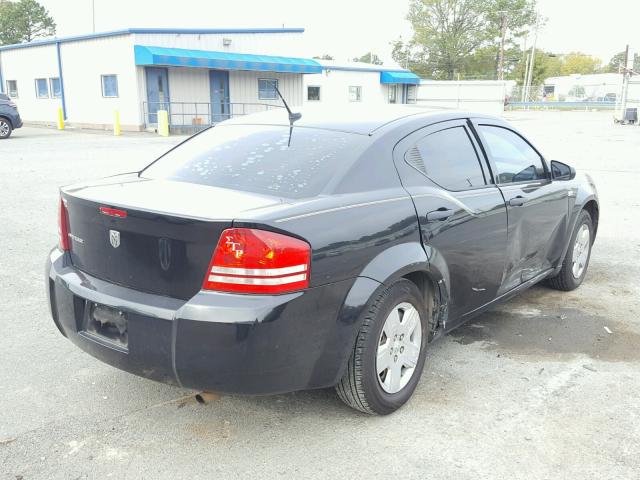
[46,248,356,394]
[13,113,23,128]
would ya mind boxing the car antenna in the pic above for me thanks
[274,86,301,147]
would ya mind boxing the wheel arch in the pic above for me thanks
[328,242,445,385]
[583,198,599,240]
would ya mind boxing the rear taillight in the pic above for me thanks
[58,197,70,251]
[203,228,311,294]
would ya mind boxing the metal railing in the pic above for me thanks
[142,101,284,133]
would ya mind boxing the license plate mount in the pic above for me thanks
[82,302,128,350]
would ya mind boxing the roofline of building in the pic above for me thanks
[0,27,305,52]
[320,65,412,74]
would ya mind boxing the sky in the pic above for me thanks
[37,0,640,65]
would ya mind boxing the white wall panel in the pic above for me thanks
[133,32,306,57]
[417,80,507,114]
[229,71,303,114]
[0,44,60,123]
[60,34,140,127]
[303,70,387,106]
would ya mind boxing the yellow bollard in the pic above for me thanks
[57,107,65,130]
[113,110,121,136]
[157,110,169,137]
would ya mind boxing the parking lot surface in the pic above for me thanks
[1,113,639,479]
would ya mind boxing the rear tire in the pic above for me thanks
[0,119,12,139]
[547,210,593,291]
[336,279,429,415]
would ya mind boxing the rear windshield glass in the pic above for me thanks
[141,125,366,199]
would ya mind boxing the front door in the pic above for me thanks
[394,119,508,326]
[210,70,230,123]
[474,122,569,293]
[145,67,169,125]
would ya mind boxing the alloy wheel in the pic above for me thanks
[0,121,9,137]
[376,302,422,394]
[572,223,590,278]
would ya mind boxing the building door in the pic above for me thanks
[145,67,169,125]
[210,70,230,123]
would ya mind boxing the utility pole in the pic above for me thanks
[92,0,96,33]
[524,18,539,102]
[497,11,508,81]
[619,44,630,122]
[521,52,531,102]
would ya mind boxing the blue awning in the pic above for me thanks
[134,45,322,74]
[380,71,421,84]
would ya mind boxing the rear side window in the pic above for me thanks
[478,125,546,184]
[406,126,486,191]
[142,125,366,199]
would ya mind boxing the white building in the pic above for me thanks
[0,28,421,132]
[302,60,419,106]
[543,73,623,101]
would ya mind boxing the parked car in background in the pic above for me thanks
[46,106,599,415]
[0,93,22,139]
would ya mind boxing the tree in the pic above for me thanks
[484,0,536,80]
[559,52,601,75]
[352,52,383,65]
[405,0,488,80]
[605,50,640,73]
[511,50,561,85]
[0,0,56,45]
[313,54,334,60]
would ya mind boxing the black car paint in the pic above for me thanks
[47,109,599,395]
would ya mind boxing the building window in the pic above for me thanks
[406,85,417,104]
[50,77,61,98]
[348,86,362,102]
[388,85,398,104]
[35,78,49,98]
[6,80,18,98]
[101,74,119,98]
[307,86,321,101]
[258,79,278,100]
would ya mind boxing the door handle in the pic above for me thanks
[426,208,454,222]
[508,196,526,207]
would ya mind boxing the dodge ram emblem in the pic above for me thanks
[109,229,120,248]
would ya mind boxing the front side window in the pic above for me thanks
[478,125,546,184]
[101,75,119,97]
[407,126,486,191]
[7,80,18,98]
[35,78,49,98]
[348,86,362,102]
[141,125,367,199]
[258,79,278,100]
[307,86,321,101]
[50,77,61,98]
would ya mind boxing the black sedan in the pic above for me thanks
[46,107,599,415]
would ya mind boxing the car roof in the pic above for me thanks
[221,105,502,135]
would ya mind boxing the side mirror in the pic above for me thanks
[550,160,576,181]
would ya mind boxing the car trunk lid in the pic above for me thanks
[62,175,286,300]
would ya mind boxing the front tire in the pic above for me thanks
[336,279,429,415]
[0,119,12,139]
[547,210,593,291]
